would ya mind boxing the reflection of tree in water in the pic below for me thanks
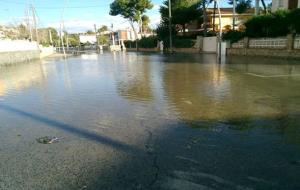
[116,55,154,102]
[163,61,300,130]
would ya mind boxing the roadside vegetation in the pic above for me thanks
[223,8,300,43]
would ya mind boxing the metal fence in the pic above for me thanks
[249,38,287,49]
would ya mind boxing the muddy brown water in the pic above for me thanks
[0,52,300,190]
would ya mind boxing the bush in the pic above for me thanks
[163,38,195,48]
[222,30,245,43]
[124,40,136,48]
[124,36,158,49]
[288,8,300,33]
[244,10,290,37]
[138,36,158,48]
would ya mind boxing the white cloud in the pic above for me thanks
[47,15,132,33]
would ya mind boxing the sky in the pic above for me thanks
[0,0,234,33]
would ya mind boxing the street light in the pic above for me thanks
[168,0,173,53]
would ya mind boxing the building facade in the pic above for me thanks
[207,8,254,32]
[272,0,300,11]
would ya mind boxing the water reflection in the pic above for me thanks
[115,53,154,102]
[0,61,48,97]
[1,53,300,189]
[162,55,300,124]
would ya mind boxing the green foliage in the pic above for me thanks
[288,8,300,33]
[110,0,153,22]
[222,30,245,43]
[124,36,158,48]
[98,25,108,33]
[156,23,177,40]
[68,34,80,47]
[141,15,151,32]
[86,30,95,34]
[97,35,109,45]
[228,0,252,14]
[164,37,195,48]
[139,36,158,48]
[125,36,195,49]
[124,40,136,48]
[245,10,290,37]
[223,9,300,42]
[160,0,202,34]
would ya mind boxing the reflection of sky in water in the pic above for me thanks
[81,54,99,60]
[0,53,300,189]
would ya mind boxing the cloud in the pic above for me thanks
[47,15,131,33]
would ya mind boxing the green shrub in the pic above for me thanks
[124,36,158,49]
[124,40,136,48]
[288,8,300,33]
[245,10,289,37]
[138,36,158,48]
[222,30,245,43]
[163,38,195,48]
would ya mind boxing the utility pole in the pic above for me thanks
[60,0,67,58]
[233,0,236,30]
[168,0,173,53]
[49,30,53,46]
[111,23,115,46]
[25,7,33,41]
[31,5,39,44]
[255,0,260,15]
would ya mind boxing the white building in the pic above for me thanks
[79,35,97,44]
[272,0,300,11]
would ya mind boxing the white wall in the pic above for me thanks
[39,45,55,58]
[203,37,217,53]
[0,40,39,52]
[79,35,97,44]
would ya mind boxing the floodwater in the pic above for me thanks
[0,52,300,190]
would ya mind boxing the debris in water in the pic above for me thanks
[36,136,62,144]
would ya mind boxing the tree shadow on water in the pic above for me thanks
[0,104,141,155]
[1,103,300,190]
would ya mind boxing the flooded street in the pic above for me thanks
[0,52,300,190]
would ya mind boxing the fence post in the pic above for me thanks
[286,34,294,50]
[243,37,249,48]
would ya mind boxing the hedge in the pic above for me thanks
[223,9,300,42]
[124,36,158,49]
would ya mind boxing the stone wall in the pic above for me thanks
[227,48,300,59]
[0,50,40,66]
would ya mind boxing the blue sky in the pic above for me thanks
[0,0,232,32]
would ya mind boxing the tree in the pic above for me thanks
[68,33,80,47]
[17,24,29,40]
[86,30,95,34]
[229,0,268,14]
[98,25,108,33]
[228,0,252,14]
[141,15,150,34]
[201,0,213,36]
[160,0,202,36]
[110,0,153,40]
